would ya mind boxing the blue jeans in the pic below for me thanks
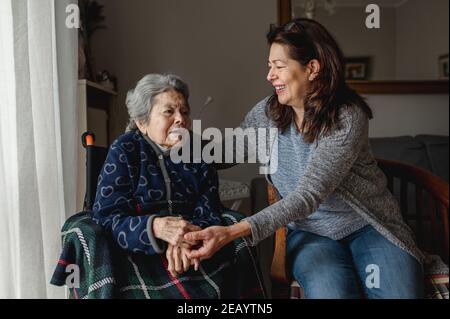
[286,225,424,299]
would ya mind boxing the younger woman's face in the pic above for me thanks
[267,43,311,108]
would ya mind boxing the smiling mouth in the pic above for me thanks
[274,85,286,94]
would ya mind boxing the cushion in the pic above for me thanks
[369,136,432,171]
[415,135,449,182]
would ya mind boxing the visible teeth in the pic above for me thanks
[275,85,286,90]
[170,128,187,134]
[168,128,187,140]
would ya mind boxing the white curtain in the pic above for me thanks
[0,0,78,298]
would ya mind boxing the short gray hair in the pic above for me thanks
[125,74,190,132]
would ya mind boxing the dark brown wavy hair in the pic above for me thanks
[266,18,373,143]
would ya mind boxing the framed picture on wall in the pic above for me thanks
[438,54,449,80]
[344,57,371,80]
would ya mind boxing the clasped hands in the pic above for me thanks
[152,216,202,277]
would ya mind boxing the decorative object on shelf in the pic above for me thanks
[295,0,336,19]
[96,70,117,92]
[438,54,449,80]
[79,0,107,81]
[344,57,371,80]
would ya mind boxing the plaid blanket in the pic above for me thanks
[425,275,449,299]
[50,210,266,299]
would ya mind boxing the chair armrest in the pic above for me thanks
[267,183,290,284]
[271,227,289,284]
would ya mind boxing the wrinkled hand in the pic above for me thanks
[166,244,200,277]
[152,216,201,246]
[184,226,232,261]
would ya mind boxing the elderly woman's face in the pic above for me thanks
[138,89,191,147]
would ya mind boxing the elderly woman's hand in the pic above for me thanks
[152,216,201,246]
[166,244,200,277]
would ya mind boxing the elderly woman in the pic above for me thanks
[92,74,265,299]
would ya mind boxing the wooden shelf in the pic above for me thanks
[79,79,117,112]
[77,79,117,146]
[347,80,449,95]
[78,79,118,96]
[76,80,118,212]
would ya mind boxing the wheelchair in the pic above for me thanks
[51,132,264,299]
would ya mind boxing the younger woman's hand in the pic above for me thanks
[184,221,252,261]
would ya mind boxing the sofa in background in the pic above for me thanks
[251,135,449,212]
[369,135,449,182]
[251,134,449,212]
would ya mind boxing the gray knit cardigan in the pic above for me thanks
[241,97,426,264]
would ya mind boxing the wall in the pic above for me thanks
[91,0,277,189]
[366,94,449,137]
[91,0,448,188]
[396,0,449,79]
[294,6,397,80]
[294,0,449,80]
[292,2,449,137]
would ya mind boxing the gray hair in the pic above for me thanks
[125,74,190,132]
